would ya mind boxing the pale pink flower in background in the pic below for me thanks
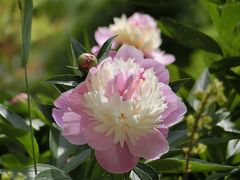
[52,45,186,173]
[92,12,175,65]
[10,93,28,104]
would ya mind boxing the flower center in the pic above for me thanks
[83,58,167,147]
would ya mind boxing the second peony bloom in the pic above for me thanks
[92,12,175,65]
[52,45,186,174]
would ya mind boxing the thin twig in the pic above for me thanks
[184,93,210,180]
[24,66,37,175]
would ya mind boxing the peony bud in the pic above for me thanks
[77,53,97,72]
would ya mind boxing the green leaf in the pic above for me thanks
[161,148,183,158]
[35,169,72,180]
[0,122,39,162]
[133,162,159,180]
[206,172,229,180]
[53,84,70,93]
[169,78,190,93]
[1,153,30,169]
[167,130,187,146]
[97,35,117,62]
[23,164,70,179]
[49,127,79,168]
[18,0,33,67]
[188,69,209,111]
[67,32,87,61]
[83,29,91,52]
[133,167,152,180]
[63,148,91,173]
[211,109,230,125]
[158,18,223,55]
[148,157,234,173]
[208,0,226,4]
[228,78,240,94]
[34,99,54,124]
[209,57,240,73]
[44,74,83,87]
[49,127,71,161]
[0,104,28,130]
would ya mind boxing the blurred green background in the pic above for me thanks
[0,0,238,99]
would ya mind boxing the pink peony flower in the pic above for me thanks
[92,12,175,65]
[52,45,186,173]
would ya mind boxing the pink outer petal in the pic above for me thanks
[149,50,175,65]
[163,99,187,127]
[52,108,65,127]
[115,45,144,63]
[54,89,73,110]
[127,129,169,160]
[95,27,113,46]
[95,143,139,174]
[62,112,86,145]
[91,46,99,56]
[128,12,157,28]
[52,89,73,127]
[69,82,88,114]
[84,123,114,151]
[140,58,169,84]
[158,126,169,138]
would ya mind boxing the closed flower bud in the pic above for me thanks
[78,53,97,72]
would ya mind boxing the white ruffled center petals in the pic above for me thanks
[83,58,167,147]
[109,15,161,53]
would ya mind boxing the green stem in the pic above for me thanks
[24,66,37,175]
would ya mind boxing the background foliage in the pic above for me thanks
[0,0,240,179]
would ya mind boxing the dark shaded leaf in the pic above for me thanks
[158,18,223,54]
[0,122,39,162]
[53,84,69,93]
[228,78,240,94]
[63,148,91,173]
[49,127,72,162]
[49,127,79,168]
[18,0,33,67]
[44,74,82,87]
[209,57,240,73]
[67,32,87,61]
[23,164,70,179]
[97,36,117,62]
[133,162,159,180]
[34,99,54,123]
[148,157,234,173]
[169,78,190,93]
[207,172,229,180]
[35,169,72,180]
[133,167,152,180]
[161,148,183,158]
[208,108,230,125]
[167,130,187,146]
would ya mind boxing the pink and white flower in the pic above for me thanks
[93,13,175,65]
[52,45,186,173]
